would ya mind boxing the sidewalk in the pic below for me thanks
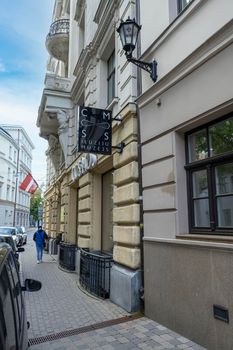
[21,231,206,349]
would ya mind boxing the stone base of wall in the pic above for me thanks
[144,238,233,350]
[110,264,141,313]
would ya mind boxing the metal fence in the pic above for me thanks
[47,19,69,37]
[79,249,113,299]
[59,242,76,271]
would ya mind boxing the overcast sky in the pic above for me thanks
[0,0,54,187]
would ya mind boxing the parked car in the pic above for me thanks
[0,226,21,246]
[17,227,27,245]
[0,235,24,270]
[0,242,42,350]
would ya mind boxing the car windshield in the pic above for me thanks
[0,228,15,235]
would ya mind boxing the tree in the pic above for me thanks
[30,189,44,224]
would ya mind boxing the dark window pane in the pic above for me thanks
[193,199,210,227]
[188,129,208,162]
[108,53,115,75]
[217,197,233,227]
[192,169,208,198]
[209,117,233,156]
[107,51,115,105]
[215,163,233,195]
[192,170,210,227]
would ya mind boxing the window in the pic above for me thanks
[107,51,115,105]
[6,186,10,201]
[185,115,233,233]
[9,146,12,159]
[178,0,192,13]
[14,150,17,163]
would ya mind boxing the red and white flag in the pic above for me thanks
[19,173,38,194]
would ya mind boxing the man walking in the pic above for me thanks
[33,226,48,263]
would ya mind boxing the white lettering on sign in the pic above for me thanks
[103,111,111,120]
[71,153,97,181]
[81,108,88,117]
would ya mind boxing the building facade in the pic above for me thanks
[0,127,19,226]
[38,0,143,312]
[0,125,34,228]
[137,0,233,349]
[38,0,233,347]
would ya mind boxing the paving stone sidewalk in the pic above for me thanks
[20,230,206,349]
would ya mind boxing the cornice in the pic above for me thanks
[74,0,85,24]
[89,0,119,55]
[0,128,18,149]
[70,70,85,103]
[37,87,71,127]
[0,155,17,169]
[141,0,207,62]
[72,0,120,97]
[137,19,233,109]
[94,0,108,24]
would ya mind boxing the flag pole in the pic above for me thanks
[13,129,20,227]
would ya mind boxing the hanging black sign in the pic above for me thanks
[78,106,112,155]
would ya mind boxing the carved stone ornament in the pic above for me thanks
[45,108,71,164]
[71,153,97,181]
[48,135,61,172]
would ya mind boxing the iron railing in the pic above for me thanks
[59,242,76,271]
[79,249,113,299]
[47,19,69,37]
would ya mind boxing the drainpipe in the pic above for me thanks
[135,0,145,306]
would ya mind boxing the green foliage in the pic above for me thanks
[30,189,43,222]
[209,118,233,155]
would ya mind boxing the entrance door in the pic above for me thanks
[101,171,113,253]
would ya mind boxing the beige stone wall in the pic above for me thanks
[77,173,93,248]
[40,0,142,279]
[60,174,69,238]
[144,238,233,350]
[112,105,141,270]
[43,182,60,238]
[61,104,141,270]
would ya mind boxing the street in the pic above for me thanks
[20,230,206,350]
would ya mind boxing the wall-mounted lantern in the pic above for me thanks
[117,17,157,82]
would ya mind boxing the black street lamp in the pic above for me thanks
[117,17,157,83]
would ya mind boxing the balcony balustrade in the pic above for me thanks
[46,19,69,62]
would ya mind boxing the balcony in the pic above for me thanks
[45,73,71,92]
[46,19,69,62]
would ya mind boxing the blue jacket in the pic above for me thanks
[33,229,48,247]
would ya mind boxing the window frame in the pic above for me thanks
[177,0,193,14]
[185,113,233,235]
[107,50,115,106]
